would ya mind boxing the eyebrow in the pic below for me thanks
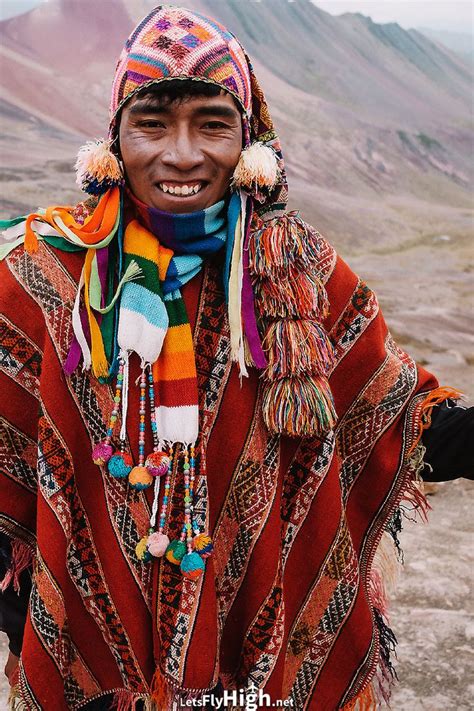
[128,101,240,120]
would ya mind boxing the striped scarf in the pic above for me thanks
[118,196,228,444]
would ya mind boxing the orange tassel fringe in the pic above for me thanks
[408,386,463,455]
[150,667,170,709]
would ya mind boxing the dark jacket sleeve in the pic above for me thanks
[421,400,474,481]
[0,533,32,656]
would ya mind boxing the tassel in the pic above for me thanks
[90,259,143,314]
[75,139,123,195]
[262,375,337,437]
[8,684,26,711]
[111,689,142,711]
[254,269,329,319]
[249,212,321,277]
[342,682,378,710]
[24,213,42,254]
[264,319,334,379]
[150,667,170,709]
[232,141,280,191]
[408,386,463,455]
[84,249,109,378]
[0,539,33,593]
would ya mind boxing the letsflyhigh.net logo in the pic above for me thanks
[179,684,294,710]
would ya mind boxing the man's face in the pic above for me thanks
[119,91,243,213]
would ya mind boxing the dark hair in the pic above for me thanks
[134,78,242,111]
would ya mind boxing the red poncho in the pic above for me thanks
[0,235,445,710]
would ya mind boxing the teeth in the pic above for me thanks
[159,183,202,196]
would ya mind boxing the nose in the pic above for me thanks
[160,127,205,172]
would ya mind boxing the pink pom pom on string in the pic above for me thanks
[92,441,113,466]
[145,451,171,477]
[147,532,170,558]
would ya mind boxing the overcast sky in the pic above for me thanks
[0,0,472,34]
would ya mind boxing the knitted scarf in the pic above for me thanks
[0,191,235,448]
[118,196,228,445]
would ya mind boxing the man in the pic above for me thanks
[0,6,472,710]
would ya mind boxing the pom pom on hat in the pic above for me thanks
[75,139,123,195]
[108,452,134,479]
[92,441,113,466]
[180,551,205,580]
[129,466,153,490]
[232,142,280,191]
[147,532,170,557]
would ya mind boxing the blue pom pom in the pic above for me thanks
[180,552,205,580]
[108,453,133,479]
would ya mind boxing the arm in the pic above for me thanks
[421,400,474,481]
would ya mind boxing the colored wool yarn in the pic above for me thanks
[135,536,152,563]
[92,442,113,466]
[147,532,170,557]
[129,466,153,491]
[180,552,205,581]
[165,539,186,565]
[128,369,153,490]
[108,452,133,478]
[193,534,213,559]
[145,451,170,477]
[75,139,123,195]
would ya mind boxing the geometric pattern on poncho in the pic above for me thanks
[1,228,438,710]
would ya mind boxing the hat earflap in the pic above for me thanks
[75,139,124,195]
[232,142,280,192]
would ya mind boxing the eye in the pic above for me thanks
[138,120,166,128]
[202,121,229,129]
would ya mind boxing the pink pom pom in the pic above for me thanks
[147,532,170,557]
[92,442,113,466]
[145,451,171,477]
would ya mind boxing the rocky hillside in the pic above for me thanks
[0,0,472,252]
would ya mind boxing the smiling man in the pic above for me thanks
[120,87,243,212]
[0,5,472,711]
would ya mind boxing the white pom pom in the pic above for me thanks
[232,142,280,190]
[75,139,123,195]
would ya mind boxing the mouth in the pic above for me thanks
[156,181,207,197]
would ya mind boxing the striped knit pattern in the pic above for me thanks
[118,199,228,443]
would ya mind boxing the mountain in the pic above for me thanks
[417,27,474,66]
[0,0,472,253]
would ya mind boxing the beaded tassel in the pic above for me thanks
[129,367,153,491]
[147,445,173,559]
[145,368,171,477]
[92,357,125,465]
[191,445,214,559]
